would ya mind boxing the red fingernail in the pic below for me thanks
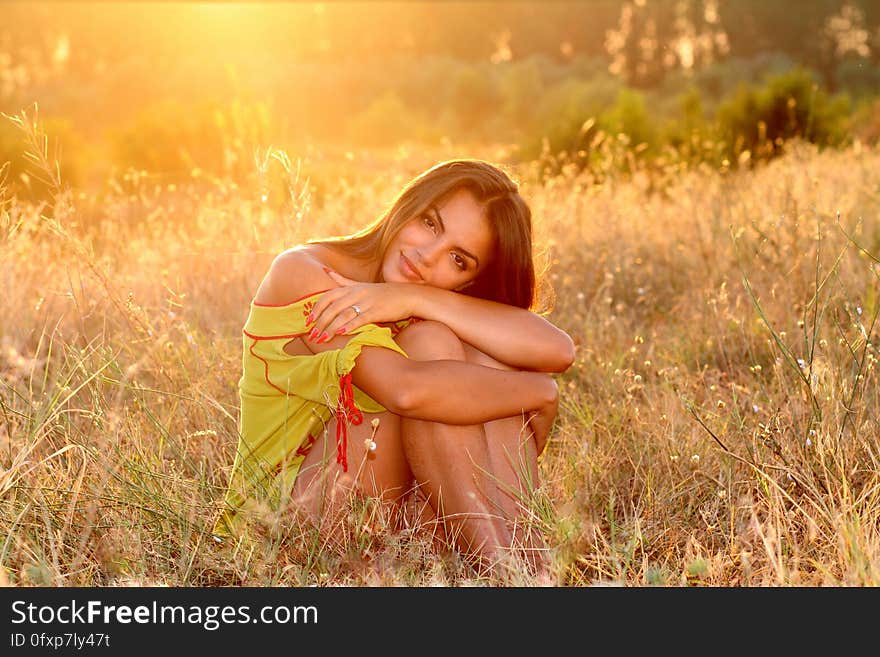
[319,333,330,343]
[335,327,345,335]
[307,313,314,324]
[309,329,317,340]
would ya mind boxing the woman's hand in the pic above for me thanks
[526,376,559,457]
[306,269,418,343]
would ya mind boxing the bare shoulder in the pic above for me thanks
[253,245,335,305]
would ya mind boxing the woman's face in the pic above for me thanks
[381,187,494,291]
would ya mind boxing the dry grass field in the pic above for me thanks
[1,109,878,586]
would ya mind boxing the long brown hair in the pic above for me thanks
[312,159,536,309]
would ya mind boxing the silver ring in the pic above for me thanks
[351,304,361,317]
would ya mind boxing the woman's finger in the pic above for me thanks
[324,307,366,339]
[311,295,366,342]
[307,285,348,326]
[309,305,343,342]
[527,410,551,456]
[318,304,366,342]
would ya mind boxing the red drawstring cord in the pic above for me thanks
[335,372,363,472]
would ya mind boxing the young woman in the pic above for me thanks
[214,159,574,574]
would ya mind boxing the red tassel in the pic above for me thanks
[335,373,363,472]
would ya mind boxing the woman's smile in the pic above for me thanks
[399,252,424,282]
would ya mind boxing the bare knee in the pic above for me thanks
[395,320,466,361]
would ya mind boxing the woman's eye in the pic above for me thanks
[451,253,466,270]
[422,215,436,232]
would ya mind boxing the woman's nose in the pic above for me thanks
[416,240,443,266]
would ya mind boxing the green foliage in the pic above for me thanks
[716,68,851,161]
[658,86,725,166]
[679,86,705,129]
[522,75,621,157]
[3,40,877,188]
[516,60,867,178]
[682,53,798,105]
[599,89,656,150]
[850,98,880,144]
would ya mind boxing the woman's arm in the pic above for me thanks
[408,284,574,373]
[352,347,558,424]
[324,341,559,454]
[253,248,560,451]
[364,349,560,455]
[309,273,575,373]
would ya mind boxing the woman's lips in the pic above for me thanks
[400,252,423,281]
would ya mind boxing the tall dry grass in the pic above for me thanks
[1,108,878,586]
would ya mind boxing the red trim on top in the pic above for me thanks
[248,338,290,396]
[252,288,332,308]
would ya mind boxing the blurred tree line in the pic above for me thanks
[1,0,879,195]
[4,1,878,85]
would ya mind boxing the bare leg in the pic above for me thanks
[395,321,522,573]
[284,324,553,576]
[290,407,412,547]
[462,344,549,575]
[285,334,413,526]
